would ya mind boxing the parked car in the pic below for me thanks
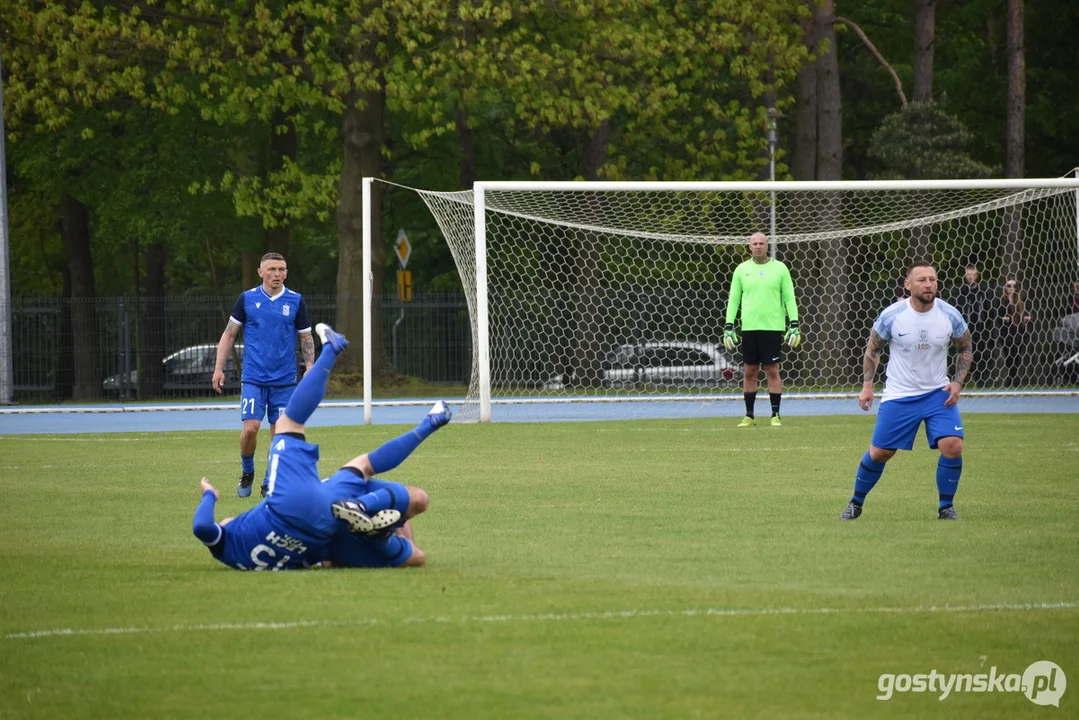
[103,344,243,395]
[543,340,741,390]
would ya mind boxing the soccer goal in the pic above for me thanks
[362,176,1079,422]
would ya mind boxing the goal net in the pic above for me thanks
[384,179,1079,422]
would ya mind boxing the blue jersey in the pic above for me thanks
[207,503,328,571]
[230,287,311,386]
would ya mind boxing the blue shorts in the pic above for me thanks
[322,468,415,568]
[321,468,412,523]
[872,389,964,451]
[240,383,294,424]
[263,434,336,541]
[326,532,414,568]
[265,449,414,548]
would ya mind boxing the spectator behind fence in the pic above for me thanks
[951,264,993,387]
[998,276,1031,388]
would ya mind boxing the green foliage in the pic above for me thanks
[5,0,1078,301]
[867,101,995,180]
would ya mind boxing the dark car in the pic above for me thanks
[103,344,243,395]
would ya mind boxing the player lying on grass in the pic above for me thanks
[191,322,452,570]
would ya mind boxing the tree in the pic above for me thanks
[913,0,936,102]
[1005,0,1024,179]
[867,102,994,180]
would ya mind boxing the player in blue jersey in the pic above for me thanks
[213,253,316,499]
[840,261,974,521]
[192,324,453,570]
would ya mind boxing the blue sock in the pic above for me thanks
[367,416,440,475]
[355,488,396,514]
[283,343,341,424]
[241,454,255,474]
[936,455,962,509]
[851,451,886,505]
[192,491,222,545]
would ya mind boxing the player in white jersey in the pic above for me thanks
[840,262,973,521]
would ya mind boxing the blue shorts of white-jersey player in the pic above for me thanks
[191,323,452,570]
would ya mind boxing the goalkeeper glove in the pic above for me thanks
[723,324,740,352]
[784,322,802,349]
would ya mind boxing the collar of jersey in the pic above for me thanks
[259,286,287,302]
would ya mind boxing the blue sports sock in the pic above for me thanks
[367,416,440,475]
[192,491,222,545]
[283,343,340,424]
[354,487,396,514]
[851,451,886,505]
[936,455,962,509]
[241,454,255,474]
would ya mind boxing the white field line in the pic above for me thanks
[4,601,1074,641]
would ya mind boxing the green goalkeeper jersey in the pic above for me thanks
[725,258,799,331]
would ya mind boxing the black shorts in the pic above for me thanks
[741,330,783,366]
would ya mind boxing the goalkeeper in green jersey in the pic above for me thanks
[723,232,801,427]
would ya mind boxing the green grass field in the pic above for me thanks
[1,414,1077,719]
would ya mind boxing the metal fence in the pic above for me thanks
[7,293,472,403]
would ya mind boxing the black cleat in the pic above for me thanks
[237,472,255,498]
[331,499,401,536]
[937,505,961,520]
[839,501,863,520]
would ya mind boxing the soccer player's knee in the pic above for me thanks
[869,446,895,463]
[345,454,374,479]
[274,414,303,436]
[407,486,429,516]
[939,437,963,458]
[403,547,427,567]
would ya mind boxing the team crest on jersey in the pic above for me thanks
[919,329,928,341]
[256,302,261,309]
[283,304,291,316]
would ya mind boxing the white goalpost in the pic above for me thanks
[364,177,1079,423]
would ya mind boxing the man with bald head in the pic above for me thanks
[723,232,801,427]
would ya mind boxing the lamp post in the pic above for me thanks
[767,106,778,257]
[0,41,14,405]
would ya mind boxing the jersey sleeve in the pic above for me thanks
[192,491,223,547]
[229,294,246,325]
[942,302,969,337]
[872,309,893,342]
[725,267,744,325]
[780,263,799,322]
[294,296,312,334]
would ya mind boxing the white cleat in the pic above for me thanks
[315,323,349,352]
[427,400,453,428]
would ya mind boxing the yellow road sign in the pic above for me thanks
[394,229,412,269]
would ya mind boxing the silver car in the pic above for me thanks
[544,340,740,389]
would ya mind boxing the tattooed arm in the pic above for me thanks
[859,329,885,411]
[943,330,973,407]
[299,330,315,371]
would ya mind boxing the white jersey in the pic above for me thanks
[873,298,968,402]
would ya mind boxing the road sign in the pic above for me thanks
[397,270,412,302]
[394,229,412,269]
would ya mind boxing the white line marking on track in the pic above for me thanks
[4,601,1074,640]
